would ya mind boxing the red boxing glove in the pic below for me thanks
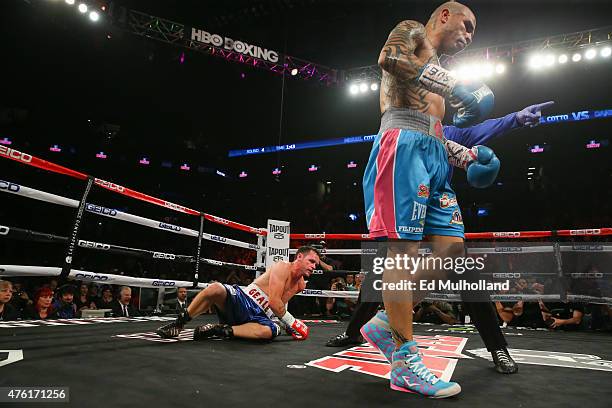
[280,311,309,340]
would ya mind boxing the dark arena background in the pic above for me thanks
[0,0,611,407]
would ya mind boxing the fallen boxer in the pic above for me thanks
[156,246,319,341]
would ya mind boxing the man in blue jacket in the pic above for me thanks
[326,101,554,375]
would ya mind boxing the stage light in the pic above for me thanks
[0,137,12,145]
[290,68,298,76]
[239,171,248,178]
[585,49,596,60]
[89,11,100,22]
[584,48,597,59]
[216,170,226,177]
[482,63,494,77]
[359,83,368,93]
[95,151,107,159]
[370,83,378,91]
[326,181,332,184]
[65,0,75,5]
[349,84,359,95]
[544,54,555,66]
[272,168,281,175]
[467,64,480,79]
[572,53,582,62]
[457,65,470,79]
[529,55,543,69]
[348,213,358,221]
[78,3,88,13]
[495,63,506,74]
[601,47,611,58]
[308,164,318,172]
[558,54,568,64]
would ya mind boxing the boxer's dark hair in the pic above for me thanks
[296,245,321,258]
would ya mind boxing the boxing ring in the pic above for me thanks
[1,148,612,407]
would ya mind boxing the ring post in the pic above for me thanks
[60,176,94,280]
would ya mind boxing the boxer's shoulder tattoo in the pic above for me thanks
[380,20,425,77]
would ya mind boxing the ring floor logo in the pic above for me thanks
[306,335,471,382]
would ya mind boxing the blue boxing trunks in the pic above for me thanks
[363,108,464,240]
[215,283,281,338]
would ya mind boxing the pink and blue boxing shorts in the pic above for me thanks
[363,114,464,240]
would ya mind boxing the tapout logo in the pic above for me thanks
[210,235,227,243]
[269,225,290,234]
[268,248,289,257]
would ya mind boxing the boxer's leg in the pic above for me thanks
[385,133,462,397]
[156,283,228,338]
[187,282,227,318]
[232,322,273,340]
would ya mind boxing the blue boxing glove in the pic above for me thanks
[466,146,500,188]
[415,64,494,127]
[451,81,495,128]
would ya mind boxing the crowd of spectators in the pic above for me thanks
[0,278,145,321]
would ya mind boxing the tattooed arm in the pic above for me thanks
[379,20,460,100]
[378,20,427,81]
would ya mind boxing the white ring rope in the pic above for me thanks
[1,180,260,251]
[0,264,207,289]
